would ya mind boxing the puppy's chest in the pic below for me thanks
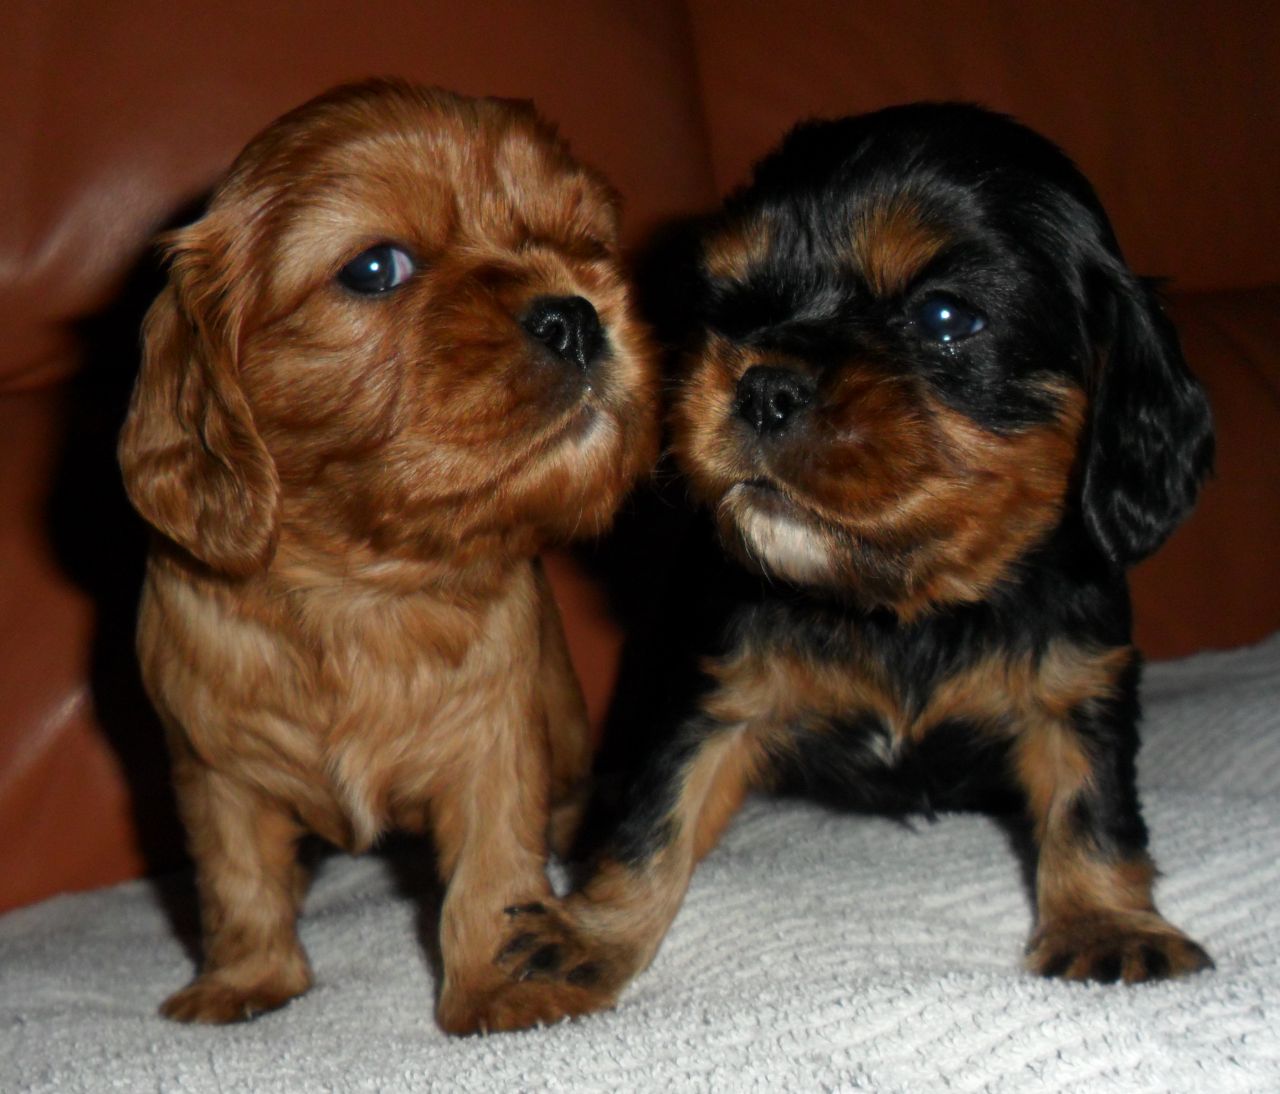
[298,610,518,843]
[704,634,987,763]
[152,568,539,846]
[702,617,1122,810]
[299,587,532,759]
[309,621,485,745]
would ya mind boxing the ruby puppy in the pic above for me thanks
[492,103,1214,1021]
[118,79,656,1033]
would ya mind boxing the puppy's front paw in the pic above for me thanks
[1027,913,1213,984]
[433,899,629,1033]
[160,967,311,1023]
[496,899,631,992]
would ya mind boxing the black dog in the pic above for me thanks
[490,103,1214,1024]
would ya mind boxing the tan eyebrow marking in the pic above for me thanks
[851,197,949,298]
[703,216,774,282]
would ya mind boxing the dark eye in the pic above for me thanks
[912,293,986,343]
[336,244,416,294]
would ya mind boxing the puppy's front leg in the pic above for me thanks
[490,711,776,1023]
[534,561,594,857]
[431,699,603,1035]
[1015,651,1212,982]
[162,759,312,1023]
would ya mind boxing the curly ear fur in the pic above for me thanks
[118,229,280,575]
[1081,271,1214,568]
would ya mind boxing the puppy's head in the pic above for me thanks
[671,103,1213,616]
[120,79,657,576]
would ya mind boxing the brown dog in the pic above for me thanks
[118,79,656,1033]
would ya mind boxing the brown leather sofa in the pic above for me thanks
[2,0,1276,915]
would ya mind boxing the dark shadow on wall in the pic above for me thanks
[45,197,211,937]
[560,213,736,857]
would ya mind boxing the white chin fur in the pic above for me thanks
[736,506,838,585]
[566,407,615,456]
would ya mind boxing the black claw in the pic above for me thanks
[497,932,539,963]
[1041,951,1073,978]
[566,961,601,987]
[1140,944,1171,979]
[504,902,548,917]
[1091,953,1122,984]
[526,944,564,975]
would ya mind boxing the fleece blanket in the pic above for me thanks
[3,634,1280,1093]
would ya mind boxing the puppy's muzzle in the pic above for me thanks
[522,295,604,371]
[735,365,815,437]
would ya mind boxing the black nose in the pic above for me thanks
[735,366,815,436]
[521,295,603,370]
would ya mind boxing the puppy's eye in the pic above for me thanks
[911,293,986,343]
[337,244,416,294]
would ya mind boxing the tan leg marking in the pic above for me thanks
[1007,650,1211,982]
[492,712,782,1021]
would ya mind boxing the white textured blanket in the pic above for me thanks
[4,635,1279,1093]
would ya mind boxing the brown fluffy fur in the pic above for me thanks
[118,79,657,1033]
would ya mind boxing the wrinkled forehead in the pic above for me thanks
[223,95,619,274]
[701,177,1005,338]
[709,180,964,277]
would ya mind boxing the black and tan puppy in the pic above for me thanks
[490,102,1215,1021]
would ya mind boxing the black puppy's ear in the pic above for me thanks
[1081,270,1214,567]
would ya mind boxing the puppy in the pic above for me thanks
[491,103,1215,1020]
[117,79,656,1033]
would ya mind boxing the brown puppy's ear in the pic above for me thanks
[119,228,280,576]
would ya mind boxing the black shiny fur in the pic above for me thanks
[548,104,1215,993]
[607,105,1211,847]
